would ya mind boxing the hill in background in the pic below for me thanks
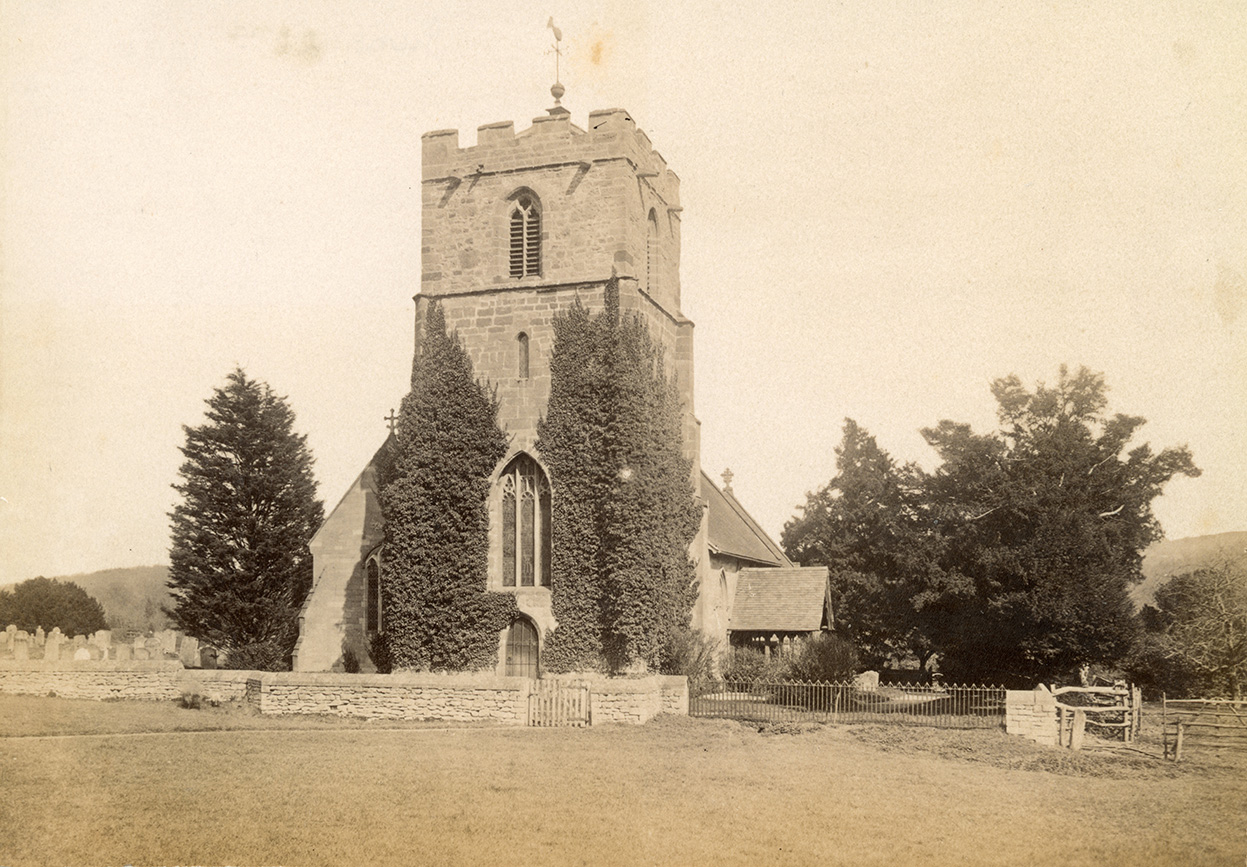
[42,565,172,633]
[1135,531,1247,607]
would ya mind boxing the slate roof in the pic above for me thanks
[729,567,832,633]
[703,471,792,568]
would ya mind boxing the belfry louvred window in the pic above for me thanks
[509,195,541,278]
[499,454,551,588]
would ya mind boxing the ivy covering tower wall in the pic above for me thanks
[537,279,701,673]
[378,301,517,671]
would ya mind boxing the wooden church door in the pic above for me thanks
[505,619,539,677]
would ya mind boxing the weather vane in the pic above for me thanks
[546,17,567,112]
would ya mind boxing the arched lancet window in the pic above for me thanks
[505,617,539,677]
[517,332,530,379]
[509,194,541,278]
[365,558,382,635]
[499,453,551,588]
[646,208,659,292]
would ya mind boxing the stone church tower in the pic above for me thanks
[293,102,809,674]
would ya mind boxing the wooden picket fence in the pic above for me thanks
[528,679,590,727]
[1163,697,1247,761]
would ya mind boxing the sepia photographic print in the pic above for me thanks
[2,3,1245,865]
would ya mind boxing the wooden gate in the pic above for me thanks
[528,679,590,727]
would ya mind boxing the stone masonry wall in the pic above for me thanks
[1005,684,1059,746]
[0,658,688,727]
[0,660,187,701]
[254,672,528,723]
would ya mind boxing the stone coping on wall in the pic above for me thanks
[0,659,184,673]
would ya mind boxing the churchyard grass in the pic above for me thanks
[1,695,1243,866]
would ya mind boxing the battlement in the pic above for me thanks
[422,108,680,209]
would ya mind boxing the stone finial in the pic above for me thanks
[721,468,734,495]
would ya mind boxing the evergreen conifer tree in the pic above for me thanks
[0,577,109,637]
[166,368,323,669]
[378,301,516,671]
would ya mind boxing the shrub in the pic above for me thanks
[659,626,719,688]
[369,631,393,674]
[224,640,287,672]
[722,647,790,686]
[788,633,859,683]
[342,644,360,674]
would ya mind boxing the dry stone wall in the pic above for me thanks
[0,652,687,727]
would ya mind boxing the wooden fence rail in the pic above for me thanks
[1163,697,1247,761]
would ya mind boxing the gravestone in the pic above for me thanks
[87,645,103,661]
[73,647,91,661]
[178,635,200,668]
[92,630,112,651]
[13,631,30,661]
[145,637,164,659]
[35,626,46,646]
[114,643,131,662]
[73,634,87,650]
[44,632,61,662]
[853,670,880,691]
[158,629,178,655]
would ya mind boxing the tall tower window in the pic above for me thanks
[509,195,541,278]
[517,332,530,379]
[647,208,659,293]
[498,453,551,588]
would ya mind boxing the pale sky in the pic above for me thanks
[2,1,1245,584]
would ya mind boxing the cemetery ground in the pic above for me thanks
[1,695,1243,866]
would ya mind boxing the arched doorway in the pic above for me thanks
[505,618,539,677]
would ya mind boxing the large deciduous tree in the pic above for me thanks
[0,577,109,637]
[921,365,1199,685]
[378,301,517,671]
[166,368,323,670]
[1150,560,1247,699]
[537,279,701,673]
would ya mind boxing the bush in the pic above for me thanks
[659,626,719,688]
[787,633,859,683]
[224,641,287,672]
[342,644,360,674]
[721,647,790,686]
[369,631,393,674]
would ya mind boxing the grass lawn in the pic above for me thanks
[1,695,1243,866]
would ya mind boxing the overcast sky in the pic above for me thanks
[2,1,1245,584]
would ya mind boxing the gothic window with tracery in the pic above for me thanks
[499,454,551,587]
[509,195,541,278]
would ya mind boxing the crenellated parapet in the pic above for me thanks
[422,108,680,211]
[420,108,683,314]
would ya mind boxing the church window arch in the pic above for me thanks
[517,332,530,379]
[365,557,382,635]
[508,192,541,278]
[498,453,551,588]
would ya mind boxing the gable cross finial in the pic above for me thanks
[385,409,398,435]
[721,468,734,495]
